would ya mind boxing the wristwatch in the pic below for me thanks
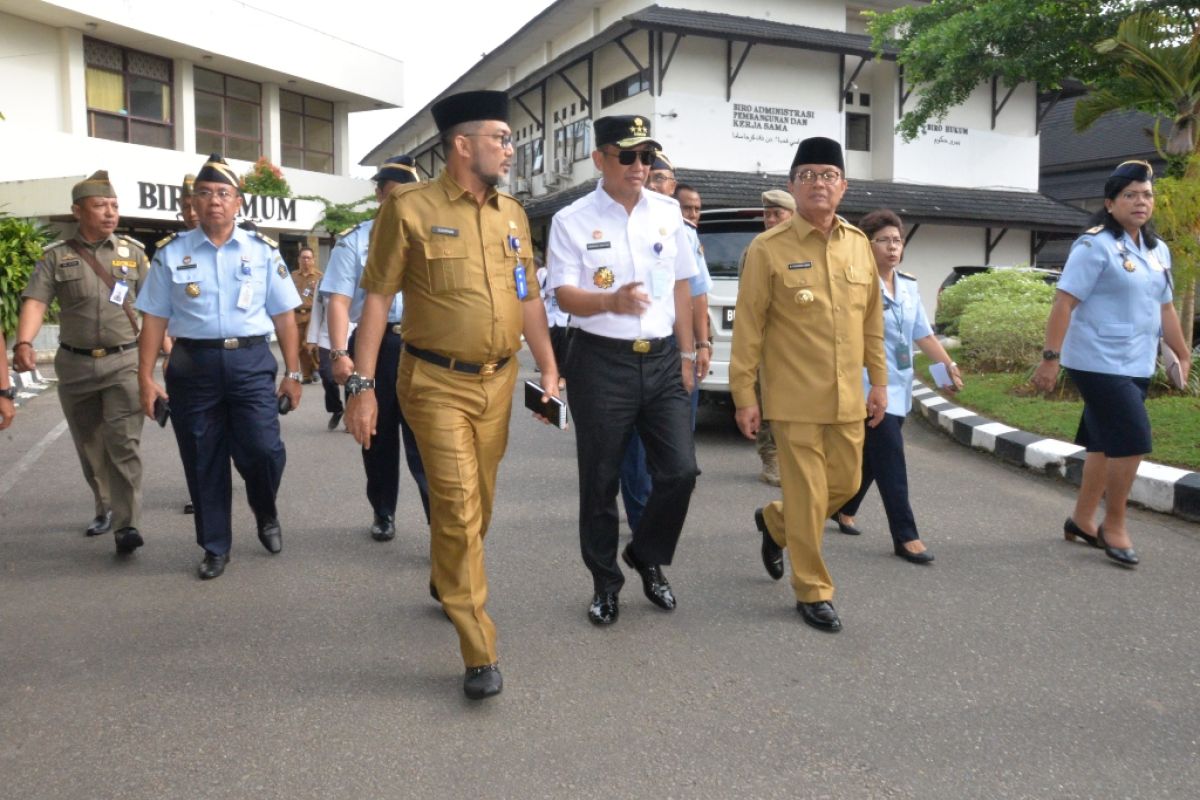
[680,350,698,362]
[346,373,376,396]
[330,349,350,361]
[0,387,14,400]
[1041,349,1060,361]
[285,370,303,382]
[696,341,712,350]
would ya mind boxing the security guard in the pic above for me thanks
[14,170,148,554]
[730,137,887,633]
[548,116,699,628]
[322,154,430,541]
[136,154,302,580]
[346,91,559,700]
[292,246,322,382]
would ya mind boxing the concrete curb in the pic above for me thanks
[7,368,54,408]
[912,379,1200,523]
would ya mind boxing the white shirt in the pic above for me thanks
[547,181,697,340]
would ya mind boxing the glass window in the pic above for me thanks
[194,67,262,160]
[847,112,871,152]
[600,69,651,109]
[572,120,590,161]
[84,37,172,148]
[279,89,335,174]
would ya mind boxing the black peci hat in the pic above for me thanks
[791,136,845,172]
[196,153,239,188]
[372,154,419,184]
[431,90,509,132]
[594,115,661,150]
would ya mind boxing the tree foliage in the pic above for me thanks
[0,211,56,337]
[296,194,376,236]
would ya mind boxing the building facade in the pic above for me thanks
[0,0,403,260]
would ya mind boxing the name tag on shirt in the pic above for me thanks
[788,262,813,270]
[176,262,197,270]
[237,280,254,310]
[651,267,671,300]
[109,281,129,305]
[431,226,459,237]
[586,241,611,251]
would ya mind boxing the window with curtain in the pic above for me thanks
[84,38,173,149]
[280,90,334,174]
[194,67,262,161]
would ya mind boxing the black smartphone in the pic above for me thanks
[277,394,292,415]
[153,396,170,427]
[524,380,568,430]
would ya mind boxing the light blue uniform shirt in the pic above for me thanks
[319,219,403,324]
[860,271,933,416]
[136,226,300,338]
[683,222,713,297]
[1059,228,1172,378]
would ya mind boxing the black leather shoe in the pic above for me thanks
[114,527,144,555]
[797,601,842,632]
[198,552,228,580]
[621,544,676,610]
[1098,525,1139,568]
[370,513,396,542]
[588,592,619,625]
[755,507,784,580]
[832,514,862,536]
[463,663,503,699]
[893,541,935,564]
[183,502,194,514]
[86,510,112,537]
[1063,517,1100,548]
[429,581,440,602]
[327,411,343,431]
[256,517,282,554]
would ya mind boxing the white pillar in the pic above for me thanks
[58,27,86,135]
[334,101,350,176]
[262,82,281,165]
[174,58,196,153]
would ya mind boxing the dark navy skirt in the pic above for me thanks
[1066,368,1152,458]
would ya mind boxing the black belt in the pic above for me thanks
[404,343,510,376]
[60,341,137,358]
[574,330,675,354]
[175,335,270,350]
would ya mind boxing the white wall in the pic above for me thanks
[0,12,64,130]
[902,225,1033,312]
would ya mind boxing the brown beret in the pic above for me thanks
[761,189,796,212]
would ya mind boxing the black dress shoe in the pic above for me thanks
[370,513,396,542]
[429,581,440,602]
[797,601,842,632]
[1098,526,1139,568]
[198,552,229,580]
[256,517,282,554]
[1063,517,1100,548]
[588,592,619,625]
[86,510,113,537]
[463,663,503,699]
[328,411,343,431]
[755,507,784,580]
[893,541,935,564]
[621,544,676,610]
[831,514,862,536]
[114,527,144,555]
[183,502,194,514]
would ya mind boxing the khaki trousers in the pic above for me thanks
[295,317,317,379]
[396,352,516,668]
[762,419,863,603]
[54,347,144,530]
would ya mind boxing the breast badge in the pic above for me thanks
[594,267,615,289]
[185,282,201,298]
[1123,260,1136,272]
[795,289,815,305]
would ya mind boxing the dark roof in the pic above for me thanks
[1040,96,1163,170]
[624,6,897,60]
[523,170,1089,233]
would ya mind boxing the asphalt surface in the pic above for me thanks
[1,352,1198,799]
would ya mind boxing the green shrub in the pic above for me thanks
[959,296,1051,372]
[0,211,56,337]
[936,269,1055,335]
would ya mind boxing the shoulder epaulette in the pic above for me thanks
[254,231,279,249]
[119,234,145,250]
[42,239,65,252]
[155,231,179,249]
[1085,225,1104,235]
[337,224,358,238]
[896,269,917,281]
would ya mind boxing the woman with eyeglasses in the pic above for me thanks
[833,208,962,564]
[1032,160,1191,568]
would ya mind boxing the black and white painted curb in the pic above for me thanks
[7,368,53,407]
[912,380,1200,523]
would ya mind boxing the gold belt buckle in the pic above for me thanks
[90,348,107,358]
[632,339,651,354]
[223,338,239,350]
[479,362,497,376]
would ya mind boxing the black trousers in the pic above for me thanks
[166,340,285,556]
[839,414,918,545]
[564,332,698,594]
[349,328,430,523]
[316,347,344,414]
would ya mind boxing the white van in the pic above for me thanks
[696,208,765,400]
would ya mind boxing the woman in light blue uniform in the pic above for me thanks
[1034,160,1191,568]
[834,209,962,564]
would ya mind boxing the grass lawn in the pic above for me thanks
[914,354,1200,472]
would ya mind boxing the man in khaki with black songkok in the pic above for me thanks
[730,137,887,634]
[346,90,559,701]
[13,171,148,555]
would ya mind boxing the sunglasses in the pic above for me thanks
[607,149,656,166]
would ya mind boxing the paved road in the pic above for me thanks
[2,353,1197,799]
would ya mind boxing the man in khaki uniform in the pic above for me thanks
[730,138,887,633]
[13,170,148,554]
[292,246,321,382]
[346,90,559,700]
